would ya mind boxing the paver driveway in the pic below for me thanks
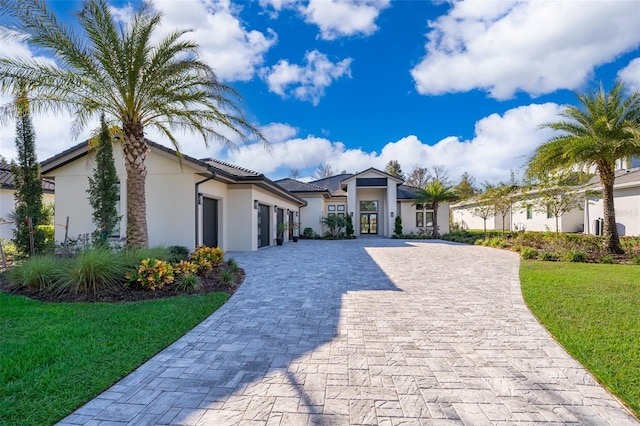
[58,239,638,425]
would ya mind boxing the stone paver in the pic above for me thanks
[57,239,638,425]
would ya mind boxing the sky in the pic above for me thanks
[1,0,640,186]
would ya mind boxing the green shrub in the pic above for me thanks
[123,247,171,267]
[539,251,558,261]
[520,247,539,260]
[631,255,640,265]
[563,250,588,263]
[7,255,62,291]
[302,227,314,238]
[175,273,201,291]
[219,269,233,285]
[61,249,128,296]
[126,258,174,290]
[227,258,240,273]
[167,245,190,263]
[599,255,615,264]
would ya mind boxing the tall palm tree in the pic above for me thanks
[527,82,640,254]
[0,0,265,248]
[414,179,458,237]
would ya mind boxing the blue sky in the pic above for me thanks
[1,0,640,185]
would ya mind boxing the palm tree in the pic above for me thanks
[527,82,640,254]
[414,179,458,237]
[0,0,265,248]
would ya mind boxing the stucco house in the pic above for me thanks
[277,168,450,237]
[0,161,55,241]
[583,168,640,236]
[40,140,305,251]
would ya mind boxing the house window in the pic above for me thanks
[416,208,434,228]
[526,205,533,220]
[547,206,554,219]
[337,212,345,219]
[360,201,378,212]
[337,205,345,212]
[328,212,336,218]
[328,205,336,211]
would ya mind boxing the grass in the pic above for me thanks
[0,292,229,426]
[520,261,640,417]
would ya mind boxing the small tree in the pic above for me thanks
[313,163,335,179]
[11,89,45,255]
[322,215,346,238]
[529,173,585,233]
[472,196,494,239]
[405,166,431,188]
[414,180,458,237]
[384,160,405,179]
[454,172,478,200]
[394,215,403,236]
[87,115,120,246]
[345,214,354,237]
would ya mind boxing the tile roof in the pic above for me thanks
[396,184,420,200]
[1,161,55,192]
[275,178,328,193]
[308,173,353,196]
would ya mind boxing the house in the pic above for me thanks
[0,161,55,241]
[451,198,507,232]
[40,140,305,251]
[583,168,640,236]
[277,168,450,237]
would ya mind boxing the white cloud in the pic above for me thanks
[411,1,640,99]
[618,57,640,93]
[260,123,299,143]
[217,103,563,184]
[300,0,390,40]
[148,0,276,82]
[262,50,352,105]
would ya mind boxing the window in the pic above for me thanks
[526,205,533,220]
[328,205,336,211]
[337,205,345,212]
[416,209,434,228]
[416,211,424,227]
[425,211,434,227]
[360,201,378,212]
[416,204,423,210]
[337,212,345,219]
[546,205,554,219]
[328,212,336,218]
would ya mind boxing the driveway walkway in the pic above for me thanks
[58,239,638,425]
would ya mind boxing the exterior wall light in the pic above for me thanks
[274,205,278,213]
[254,200,259,209]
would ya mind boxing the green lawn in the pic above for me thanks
[521,261,640,417]
[0,292,228,426]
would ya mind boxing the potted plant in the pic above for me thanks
[291,221,301,242]
[276,222,287,246]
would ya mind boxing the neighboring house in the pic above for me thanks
[277,168,450,237]
[0,161,55,241]
[451,199,508,232]
[511,193,583,233]
[583,167,640,237]
[40,140,305,251]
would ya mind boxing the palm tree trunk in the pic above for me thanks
[122,121,149,249]
[599,166,624,254]
[432,202,439,237]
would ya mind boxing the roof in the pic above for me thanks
[1,161,55,192]
[396,184,421,200]
[275,178,329,193]
[340,167,405,185]
[308,173,353,196]
[585,167,640,189]
[40,139,304,206]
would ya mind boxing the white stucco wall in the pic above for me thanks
[585,186,640,236]
[226,186,254,251]
[451,205,497,231]
[298,195,324,237]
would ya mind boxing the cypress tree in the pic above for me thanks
[87,115,120,246]
[11,90,45,255]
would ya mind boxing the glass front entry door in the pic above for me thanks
[360,213,377,234]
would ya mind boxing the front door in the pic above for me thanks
[360,213,377,234]
[202,197,218,247]
[258,204,270,248]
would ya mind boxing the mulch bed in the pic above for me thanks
[0,265,245,303]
